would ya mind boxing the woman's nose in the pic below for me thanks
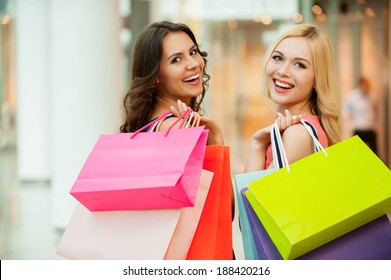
[277,62,291,77]
[186,56,200,70]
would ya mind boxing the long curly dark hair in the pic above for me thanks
[120,21,210,132]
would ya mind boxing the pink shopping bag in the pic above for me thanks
[70,121,208,211]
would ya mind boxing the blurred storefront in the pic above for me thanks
[0,0,16,149]
[0,0,390,232]
[128,0,391,171]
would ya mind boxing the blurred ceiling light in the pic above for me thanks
[365,7,375,17]
[119,0,131,17]
[312,4,323,15]
[253,15,263,23]
[316,13,327,22]
[261,15,273,25]
[1,15,10,25]
[227,19,238,29]
[292,12,303,23]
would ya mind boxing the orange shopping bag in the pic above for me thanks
[164,170,214,259]
[186,145,233,260]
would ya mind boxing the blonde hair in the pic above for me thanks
[261,24,341,145]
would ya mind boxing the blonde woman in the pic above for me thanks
[245,24,341,172]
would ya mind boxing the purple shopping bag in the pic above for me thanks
[242,188,391,260]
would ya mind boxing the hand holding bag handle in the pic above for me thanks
[130,108,194,139]
[247,116,391,259]
[184,111,201,128]
[270,118,328,173]
[156,110,201,132]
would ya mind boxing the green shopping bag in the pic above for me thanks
[246,135,391,260]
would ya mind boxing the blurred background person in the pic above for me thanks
[343,76,378,154]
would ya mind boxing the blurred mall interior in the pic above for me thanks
[1,0,390,259]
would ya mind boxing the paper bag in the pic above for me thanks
[233,169,276,260]
[164,170,213,259]
[187,146,233,260]
[246,136,391,259]
[56,170,213,260]
[243,190,391,260]
[70,126,208,211]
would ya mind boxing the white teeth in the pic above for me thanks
[184,74,200,82]
[275,80,293,89]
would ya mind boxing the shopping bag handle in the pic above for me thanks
[130,108,194,139]
[165,108,193,136]
[271,119,328,173]
[153,109,200,132]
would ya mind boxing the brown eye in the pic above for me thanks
[171,57,181,64]
[294,62,306,69]
[272,55,283,62]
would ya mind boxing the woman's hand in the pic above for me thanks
[276,109,302,132]
[169,100,201,128]
[169,99,188,117]
[253,110,302,144]
[170,99,224,145]
[245,110,301,172]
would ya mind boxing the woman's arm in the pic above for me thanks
[281,124,314,163]
[245,110,302,172]
[199,116,224,145]
[268,123,313,169]
[244,126,271,172]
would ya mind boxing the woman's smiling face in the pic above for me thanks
[266,36,316,113]
[156,31,205,104]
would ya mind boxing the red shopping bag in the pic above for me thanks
[70,111,208,211]
[186,146,233,260]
